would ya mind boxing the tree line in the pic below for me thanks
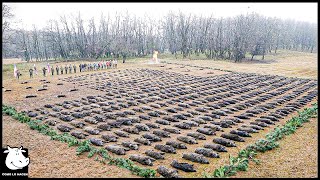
[2,7,317,62]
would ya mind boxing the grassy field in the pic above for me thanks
[157,50,318,79]
[3,50,317,80]
[2,49,318,178]
[234,115,318,178]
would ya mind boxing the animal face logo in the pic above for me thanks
[3,146,30,170]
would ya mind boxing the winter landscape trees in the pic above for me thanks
[2,5,317,62]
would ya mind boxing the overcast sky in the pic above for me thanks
[6,3,318,30]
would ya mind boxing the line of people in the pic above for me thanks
[27,59,118,78]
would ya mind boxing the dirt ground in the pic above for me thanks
[2,116,139,178]
[2,50,318,178]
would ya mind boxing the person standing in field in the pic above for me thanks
[106,60,110,69]
[14,64,17,78]
[56,65,59,75]
[79,63,82,72]
[115,59,118,68]
[69,64,72,74]
[73,64,76,73]
[65,65,68,74]
[51,66,54,76]
[42,66,47,77]
[16,69,21,80]
[47,63,51,75]
[29,68,33,78]
[33,64,38,75]
[13,64,20,80]
[60,65,64,75]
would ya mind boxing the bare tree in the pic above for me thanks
[2,4,14,58]
[3,10,317,62]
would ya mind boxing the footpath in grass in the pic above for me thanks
[203,103,318,178]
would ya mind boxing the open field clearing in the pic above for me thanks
[2,50,318,178]
[158,50,318,80]
[2,58,25,64]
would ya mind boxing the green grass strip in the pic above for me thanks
[204,103,318,178]
[2,104,156,178]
